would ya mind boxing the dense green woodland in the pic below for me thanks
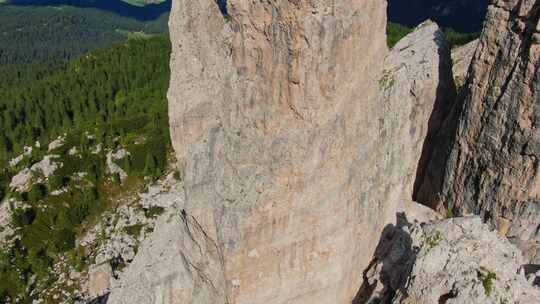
[0,35,170,163]
[0,5,168,64]
[0,36,172,302]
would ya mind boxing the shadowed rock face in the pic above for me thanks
[417,0,540,262]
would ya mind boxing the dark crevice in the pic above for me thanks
[412,31,458,209]
[217,0,228,16]
[482,210,492,224]
[523,264,540,287]
[110,256,127,280]
[438,290,457,304]
[88,293,110,304]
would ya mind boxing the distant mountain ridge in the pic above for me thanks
[4,0,167,6]
[0,5,168,64]
[4,0,485,32]
[388,0,488,32]
[3,0,171,20]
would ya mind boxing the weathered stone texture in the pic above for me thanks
[451,39,478,89]
[162,0,457,301]
[168,1,390,302]
[419,0,540,262]
[357,217,540,304]
[379,20,456,204]
[107,210,227,304]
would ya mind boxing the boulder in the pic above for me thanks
[167,0,391,302]
[451,39,478,89]
[357,216,540,304]
[379,20,456,203]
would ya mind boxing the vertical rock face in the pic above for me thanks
[380,20,456,204]
[420,0,540,262]
[168,1,390,302]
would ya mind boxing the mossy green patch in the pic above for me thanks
[478,267,497,296]
[124,224,145,238]
[144,206,165,219]
[379,69,395,92]
[426,230,443,250]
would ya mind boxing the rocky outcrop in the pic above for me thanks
[417,0,540,262]
[104,0,540,302]
[379,20,456,203]
[451,39,478,89]
[23,0,538,302]
[107,208,227,304]
[98,1,540,303]
[106,149,130,182]
[116,1,456,303]
[9,154,62,192]
[357,216,540,303]
[48,135,66,152]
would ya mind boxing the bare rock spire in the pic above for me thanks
[417,0,540,263]
[109,1,457,303]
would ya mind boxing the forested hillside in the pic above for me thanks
[0,5,168,64]
[0,36,172,302]
[0,35,171,163]
[388,0,488,33]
